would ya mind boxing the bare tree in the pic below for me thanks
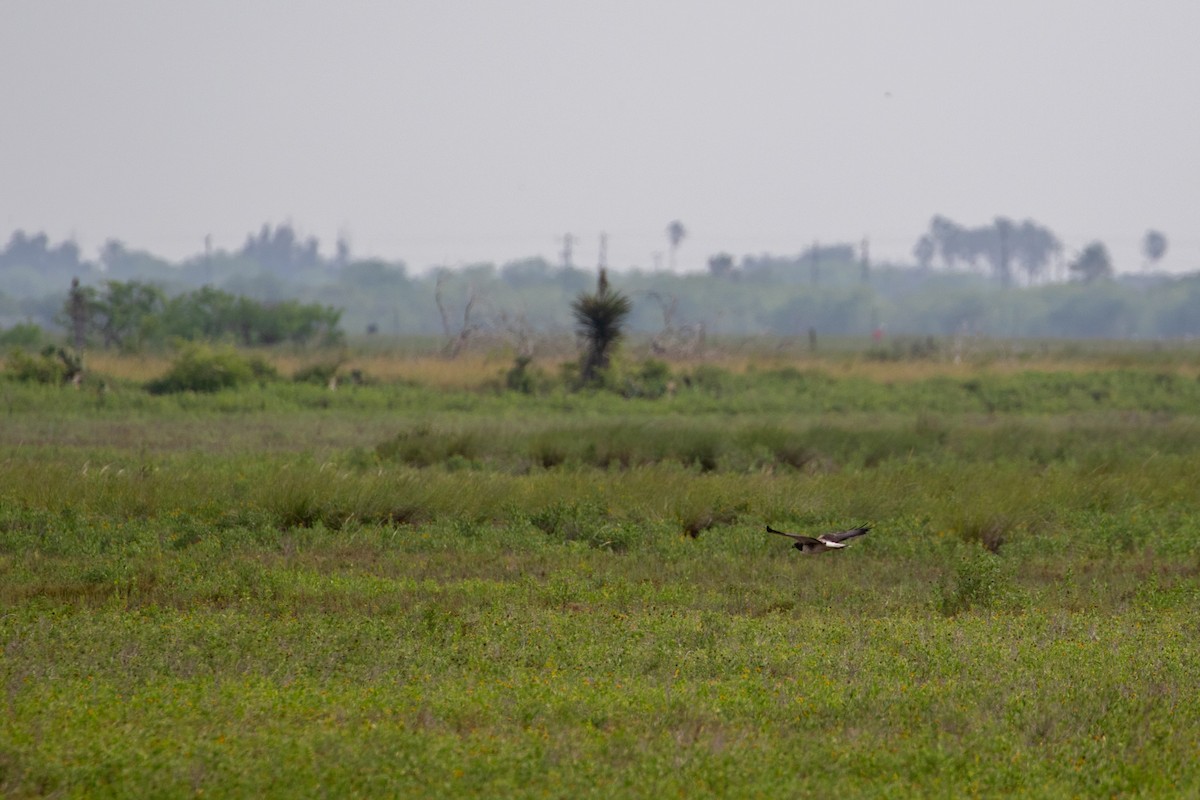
[434,272,481,358]
[496,308,535,360]
[644,290,705,358]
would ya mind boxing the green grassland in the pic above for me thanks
[3,345,1200,797]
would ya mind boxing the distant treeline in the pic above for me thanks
[0,219,1195,343]
[41,282,339,352]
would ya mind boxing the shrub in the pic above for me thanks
[505,355,537,394]
[936,549,1012,615]
[245,354,280,382]
[376,424,480,468]
[622,359,673,398]
[0,322,46,349]
[293,361,341,386]
[145,345,271,394]
[866,336,941,362]
[686,364,732,394]
[3,346,80,385]
[528,500,634,550]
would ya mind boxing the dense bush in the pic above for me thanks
[3,346,81,385]
[145,345,278,394]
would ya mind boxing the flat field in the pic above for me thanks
[3,343,1200,798]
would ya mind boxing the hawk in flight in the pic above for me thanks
[766,524,871,554]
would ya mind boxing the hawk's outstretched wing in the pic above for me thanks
[820,526,871,544]
[765,525,822,546]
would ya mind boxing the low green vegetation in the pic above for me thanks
[2,343,1200,797]
[144,344,279,394]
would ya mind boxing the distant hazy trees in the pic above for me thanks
[707,252,735,278]
[1,230,90,281]
[1069,242,1114,283]
[919,216,1061,285]
[1142,230,1168,270]
[99,240,174,281]
[240,223,323,277]
[7,216,1200,346]
[740,245,859,283]
[798,242,855,285]
[913,235,936,271]
[58,280,341,350]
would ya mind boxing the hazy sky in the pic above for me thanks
[3,1,1198,273]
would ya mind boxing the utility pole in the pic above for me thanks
[204,234,213,286]
[998,224,1011,287]
[598,232,608,270]
[560,233,577,269]
[860,236,870,283]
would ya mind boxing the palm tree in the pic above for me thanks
[571,268,631,386]
[1142,230,1168,271]
[666,220,687,270]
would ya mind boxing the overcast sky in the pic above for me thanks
[3,1,1198,274]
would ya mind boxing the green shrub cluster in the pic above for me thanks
[3,346,82,384]
[936,549,1015,615]
[145,345,278,394]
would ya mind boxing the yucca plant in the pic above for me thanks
[571,268,632,386]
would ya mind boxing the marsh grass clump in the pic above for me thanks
[957,516,1013,554]
[679,506,739,538]
[732,425,821,472]
[527,499,635,550]
[674,430,722,472]
[376,424,481,468]
[936,548,1020,615]
[528,500,602,541]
